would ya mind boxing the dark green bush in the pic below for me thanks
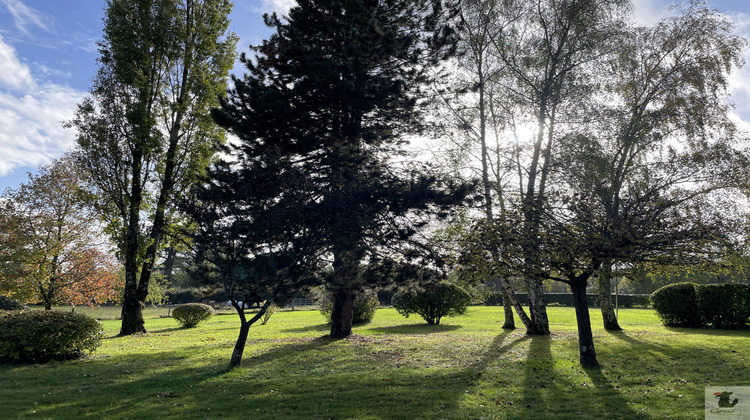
[392,282,472,325]
[696,284,750,329]
[0,310,103,362]
[0,296,27,311]
[172,303,215,328]
[650,282,703,327]
[319,291,379,325]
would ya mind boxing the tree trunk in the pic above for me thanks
[329,287,355,338]
[229,321,251,369]
[597,262,621,331]
[501,287,515,329]
[120,289,146,335]
[120,147,146,335]
[497,276,532,330]
[570,279,599,368]
[526,275,550,335]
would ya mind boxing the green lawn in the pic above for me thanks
[2,306,748,419]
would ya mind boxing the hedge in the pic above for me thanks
[0,296,27,311]
[649,283,750,329]
[696,284,750,329]
[0,310,103,362]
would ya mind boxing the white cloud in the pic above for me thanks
[0,35,35,91]
[0,36,85,176]
[630,0,671,26]
[260,0,295,16]
[1,0,53,34]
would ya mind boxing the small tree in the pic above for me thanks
[392,282,471,325]
[0,157,121,309]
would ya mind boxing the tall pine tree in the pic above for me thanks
[212,0,469,338]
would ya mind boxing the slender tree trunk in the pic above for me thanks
[229,321,251,369]
[501,287,515,329]
[497,276,532,330]
[330,287,355,338]
[120,148,146,335]
[597,261,621,331]
[570,279,599,367]
[163,247,177,284]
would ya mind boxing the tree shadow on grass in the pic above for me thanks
[280,323,330,333]
[0,348,229,419]
[366,323,462,335]
[663,326,750,336]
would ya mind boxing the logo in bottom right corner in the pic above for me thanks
[706,387,750,419]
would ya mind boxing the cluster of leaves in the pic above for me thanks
[0,311,103,362]
[651,283,750,329]
[392,282,471,325]
[319,291,379,326]
[172,303,215,328]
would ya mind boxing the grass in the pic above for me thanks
[2,306,748,419]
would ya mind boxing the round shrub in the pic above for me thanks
[172,303,215,328]
[0,296,27,311]
[650,282,702,327]
[696,284,750,329]
[0,310,103,362]
[319,291,379,325]
[392,282,472,325]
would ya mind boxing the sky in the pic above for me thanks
[0,0,750,193]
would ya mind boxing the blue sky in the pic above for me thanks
[1,0,749,192]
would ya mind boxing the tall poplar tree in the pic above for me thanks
[70,0,237,335]
[213,0,469,338]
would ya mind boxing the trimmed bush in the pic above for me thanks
[0,296,27,311]
[0,310,103,362]
[696,284,750,329]
[392,282,472,325]
[172,303,214,328]
[319,291,379,325]
[650,282,703,327]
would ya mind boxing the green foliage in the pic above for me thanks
[392,283,472,325]
[0,296,27,311]
[0,310,103,362]
[320,291,379,325]
[650,282,703,327]
[696,284,750,329]
[261,302,277,325]
[171,303,214,328]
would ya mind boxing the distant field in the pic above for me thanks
[2,306,748,419]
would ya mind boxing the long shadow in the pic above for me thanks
[366,323,462,335]
[663,326,750,337]
[280,323,330,333]
[1,348,228,418]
